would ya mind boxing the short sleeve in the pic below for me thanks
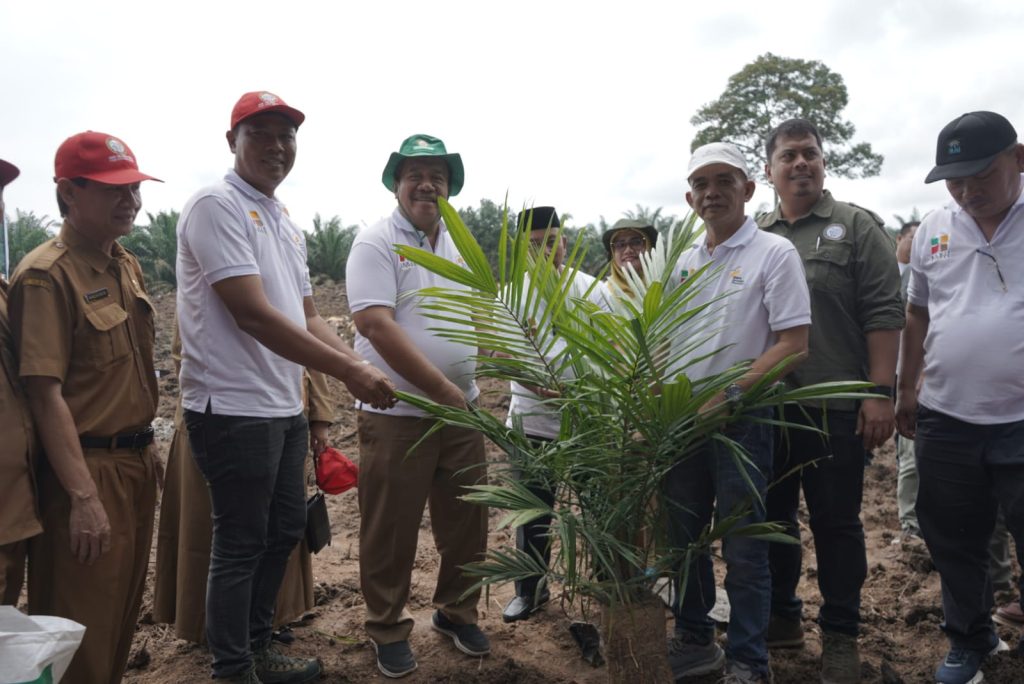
[180,196,261,285]
[346,238,398,312]
[764,244,812,331]
[10,272,72,380]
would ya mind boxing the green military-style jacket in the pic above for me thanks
[758,190,904,411]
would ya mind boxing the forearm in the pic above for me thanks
[865,328,900,386]
[898,305,929,395]
[738,326,809,390]
[237,305,364,381]
[361,316,452,396]
[307,313,360,361]
[25,379,96,501]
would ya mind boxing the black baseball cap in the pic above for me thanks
[925,111,1018,183]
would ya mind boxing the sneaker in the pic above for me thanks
[431,610,491,656]
[667,632,725,679]
[993,600,1024,628]
[721,659,772,683]
[252,643,320,684]
[935,639,1009,684]
[764,615,804,649]
[221,665,262,683]
[820,631,860,684]
[372,640,418,679]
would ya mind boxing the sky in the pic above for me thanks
[2,0,1023,236]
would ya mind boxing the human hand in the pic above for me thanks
[697,392,731,422]
[346,361,397,411]
[68,494,111,565]
[857,397,895,450]
[310,421,330,454]
[429,379,468,409]
[895,390,918,439]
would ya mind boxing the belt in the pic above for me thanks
[79,427,155,451]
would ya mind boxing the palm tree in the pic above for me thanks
[305,214,357,282]
[119,210,179,289]
[4,210,56,276]
[394,199,868,681]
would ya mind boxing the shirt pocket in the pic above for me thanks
[82,303,132,368]
[804,242,852,293]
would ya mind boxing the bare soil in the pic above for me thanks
[119,281,1022,684]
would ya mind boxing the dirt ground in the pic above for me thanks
[113,281,1022,683]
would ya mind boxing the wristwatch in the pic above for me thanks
[866,385,893,398]
[724,383,744,404]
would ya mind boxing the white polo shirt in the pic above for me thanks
[669,217,811,382]
[346,209,479,417]
[176,170,311,417]
[507,269,602,439]
[907,179,1024,424]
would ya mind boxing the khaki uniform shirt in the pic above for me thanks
[9,222,158,436]
[758,190,904,410]
[0,277,42,546]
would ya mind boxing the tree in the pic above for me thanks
[393,199,868,682]
[304,214,357,282]
[120,210,179,289]
[4,210,56,276]
[690,52,883,182]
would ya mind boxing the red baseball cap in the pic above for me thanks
[315,446,359,495]
[54,132,162,184]
[230,91,305,130]
[0,158,19,187]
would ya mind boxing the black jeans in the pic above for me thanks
[511,435,555,599]
[767,405,867,636]
[915,406,1024,651]
[185,409,308,677]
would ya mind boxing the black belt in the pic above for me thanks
[79,427,155,450]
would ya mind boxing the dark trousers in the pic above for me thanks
[185,410,308,678]
[767,405,867,636]
[915,406,1024,651]
[512,435,555,599]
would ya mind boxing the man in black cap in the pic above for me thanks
[897,111,1024,683]
[501,206,603,622]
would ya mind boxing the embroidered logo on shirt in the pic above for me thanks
[729,268,744,285]
[84,288,109,303]
[929,233,950,259]
[679,269,690,283]
[249,210,266,233]
[823,224,846,241]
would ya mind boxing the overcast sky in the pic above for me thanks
[2,0,1022,235]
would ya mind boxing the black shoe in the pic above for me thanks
[372,639,417,679]
[502,591,550,623]
[431,610,491,656]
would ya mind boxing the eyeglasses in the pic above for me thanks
[611,236,647,253]
[976,248,1008,293]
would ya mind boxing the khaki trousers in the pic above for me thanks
[29,445,157,684]
[357,412,488,645]
[0,539,28,604]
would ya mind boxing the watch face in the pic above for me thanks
[725,384,743,402]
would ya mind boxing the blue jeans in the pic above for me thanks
[915,406,1024,651]
[767,405,866,636]
[666,408,773,675]
[184,409,308,678]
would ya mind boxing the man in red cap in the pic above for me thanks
[897,111,1024,683]
[0,157,43,608]
[8,133,162,683]
[176,92,395,683]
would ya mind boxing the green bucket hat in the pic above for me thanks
[602,218,658,258]
[381,133,464,197]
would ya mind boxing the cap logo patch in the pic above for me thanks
[415,139,431,148]
[105,137,134,163]
[948,139,961,156]
[258,92,280,109]
[823,224,846,241]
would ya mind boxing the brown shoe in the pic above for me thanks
[994,600,1024,628]
[820,631,860,684]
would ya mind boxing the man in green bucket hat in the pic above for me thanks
[347,134,490,678]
